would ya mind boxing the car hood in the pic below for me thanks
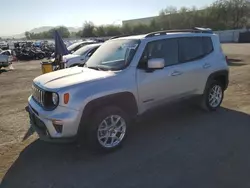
[33,67,115,91]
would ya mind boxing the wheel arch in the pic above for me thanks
[78,92,138,132]
[204,70,229,92]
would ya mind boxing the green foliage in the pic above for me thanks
[25,26,70,39]
[81,21,95,37]
[25,0,250,39]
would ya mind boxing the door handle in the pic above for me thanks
[203,63,211,69]
[171,71,182,76]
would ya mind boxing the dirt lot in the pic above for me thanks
[0,44,250,188]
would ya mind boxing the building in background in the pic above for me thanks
[122,16,159,26]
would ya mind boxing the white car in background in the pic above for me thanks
[67,40,97,53]
[0,54,11,69]
[0,41,9,50]
[0,49,15,63]
[63,43,102,67]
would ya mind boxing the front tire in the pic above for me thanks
[86,106,129,152]
[200,80,224,111]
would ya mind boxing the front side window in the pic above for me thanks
[139,38,178,68]
[86,39,140,71]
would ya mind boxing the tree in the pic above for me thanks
[81,21,95,37]
[104,25,121,36]
[23,0,250,39]
[56,26,70,38]
[24,26,70,39]
[25,31,31,39]
[121,24,132,34]
[94,25,106,36]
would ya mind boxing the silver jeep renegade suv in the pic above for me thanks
[28,28,229,151]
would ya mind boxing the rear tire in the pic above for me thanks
[85,106,129,152]
[200,80,224,111]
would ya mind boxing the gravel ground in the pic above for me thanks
[0,43,250,188]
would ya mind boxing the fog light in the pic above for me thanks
[52,120,63,133]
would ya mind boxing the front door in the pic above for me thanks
[136,38,187,112]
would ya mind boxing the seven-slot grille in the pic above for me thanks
[32,84,45,106]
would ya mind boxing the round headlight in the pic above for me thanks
[52,93,59,105]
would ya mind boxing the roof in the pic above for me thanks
[113,32,213,40]
[84,43,103,48]
[111,28,213,40]
[114,34,147,40]
[75,40,96,45]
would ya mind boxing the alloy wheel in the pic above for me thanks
[97,115,126,148]
[208,85,223,108]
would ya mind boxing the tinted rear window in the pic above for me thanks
[202,37,213,55]
[179,36,214,63]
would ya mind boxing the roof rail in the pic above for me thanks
[109,34,133,40]
[145,27,213,38]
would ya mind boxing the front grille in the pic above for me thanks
[32,84,55,110]
[32,84,45,107]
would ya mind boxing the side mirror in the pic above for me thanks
[147,58,165,70]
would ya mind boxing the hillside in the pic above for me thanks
[1,26,81,39]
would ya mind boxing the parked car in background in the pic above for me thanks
[67,40,97,53]
[0,41,9,50]
[0,49,16,62]
[0,54,11,69]
[63,43,102,67]
[50,40,98,58]
[1,49,12,56]
[15,47,45,60]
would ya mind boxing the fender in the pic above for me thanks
[204,70,229,92]
[79,92,138,129]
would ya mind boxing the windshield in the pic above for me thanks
[67,42,82,51]
[67,41,95,52]
[86,39,140,71]
[73,45,92,56]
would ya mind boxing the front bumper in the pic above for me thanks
[0,62,11,68]
[28,96,81,142]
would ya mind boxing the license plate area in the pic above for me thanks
[28,107,47,134]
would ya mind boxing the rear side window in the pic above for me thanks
[202,37,213,55]
[178,36,213,63]
[178,37,203,63]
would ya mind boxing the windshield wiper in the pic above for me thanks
[84,64,110,71]
[85,65,103,71]
[87,66,102,71]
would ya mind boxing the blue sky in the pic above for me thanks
[1,0,215,36]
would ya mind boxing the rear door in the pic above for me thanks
[177,36,214,95]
